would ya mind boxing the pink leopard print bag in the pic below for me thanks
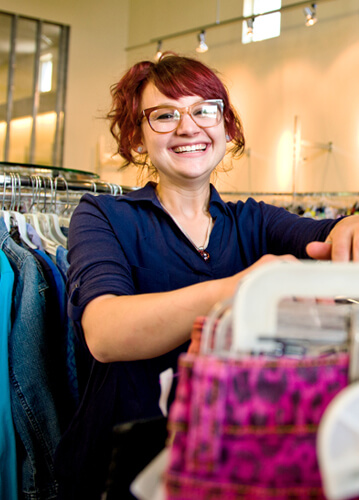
[165,262,359,500]
[165,351,349,499]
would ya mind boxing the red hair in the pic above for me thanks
[107,53,245,167]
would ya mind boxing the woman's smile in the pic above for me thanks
[171,143,209,154]
[140,83,227,183]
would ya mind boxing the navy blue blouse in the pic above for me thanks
[56,182,338,499]
[67,182,337,321]
[65,180,339,415]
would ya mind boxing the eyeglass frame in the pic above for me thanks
[140,99,224,134]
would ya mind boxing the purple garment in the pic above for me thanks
[26,222,44,251]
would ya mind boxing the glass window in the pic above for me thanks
[242,0,281,44]
[0,11,69,167]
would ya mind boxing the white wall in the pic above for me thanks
[123,0,359,194]
[0,0,129,173]
[1,0,358,195]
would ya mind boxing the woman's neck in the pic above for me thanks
[155,182,211,219]
[156,182,214,257]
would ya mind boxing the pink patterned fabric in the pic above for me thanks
[165,352,349,499]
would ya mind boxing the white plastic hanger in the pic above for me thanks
[201,298,233,355]
[24,175,57,256]
[6,173,37,249]
[0,210,11,231]
[37,176,67,247]
[231,260,359,354]
[54,176,72,230]
[1,174,11,230]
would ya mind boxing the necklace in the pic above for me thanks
[159,198,213,261]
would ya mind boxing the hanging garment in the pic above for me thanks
[30,247,78,418]
[55,245,79,405]
[0,249,18,499]
[0,217,70,499]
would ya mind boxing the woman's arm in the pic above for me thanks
[81,254,297,363]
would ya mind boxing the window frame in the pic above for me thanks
[0,11,69,167]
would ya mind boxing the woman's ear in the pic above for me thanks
[136,144,147,154]
[132,130,147,154]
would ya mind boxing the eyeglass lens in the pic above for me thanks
[148,101,223,133]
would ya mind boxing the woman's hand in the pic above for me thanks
[306,215,359,261]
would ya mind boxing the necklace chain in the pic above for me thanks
[158,196,213,261]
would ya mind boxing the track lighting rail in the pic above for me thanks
[126,0,336,51]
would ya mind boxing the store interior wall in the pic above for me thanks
[125,0,359,194]
[0,0,129,177]
[1,0,359,194]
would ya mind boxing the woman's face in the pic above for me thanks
[139,83,227,185]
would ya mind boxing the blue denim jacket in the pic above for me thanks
[0,218,69,499]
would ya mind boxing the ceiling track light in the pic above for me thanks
[246,17,255,37]
[304,3,317,26]
[127,0,334,52]
[196,30,208,53]
[154,40,163,61]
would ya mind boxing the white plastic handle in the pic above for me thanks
[232,260,359,353]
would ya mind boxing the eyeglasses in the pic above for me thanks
[141,99,224,134]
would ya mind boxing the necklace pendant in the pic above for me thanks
[198,249,210,261]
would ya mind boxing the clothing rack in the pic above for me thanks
[0,172,134,195]
[220,191,359,204]
[220,191,359,218]
[0,161,136,195]
[220,191,359,198]
[1,163,138,229]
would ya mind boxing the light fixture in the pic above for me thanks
[246,17,254,37]
[303,3,317,26]
[154,40,163,61]
[196,30,208,53]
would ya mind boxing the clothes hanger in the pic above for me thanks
[24,175,57,256]
[1,170,11,231]
[6,173,37,250]
[201,298,233,356]
[36,176,67,247]
[54,176,72,229]
[231,260,359,356]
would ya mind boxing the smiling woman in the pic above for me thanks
[107,53,245,172]
[54,52,359,499]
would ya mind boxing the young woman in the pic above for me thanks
[55,53,359,499]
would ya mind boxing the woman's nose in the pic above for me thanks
[175,111,200,135]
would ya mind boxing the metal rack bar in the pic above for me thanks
[0,173,135,195]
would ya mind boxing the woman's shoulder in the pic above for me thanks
[214,191,273,215]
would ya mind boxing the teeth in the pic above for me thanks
[173,144,206,153]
